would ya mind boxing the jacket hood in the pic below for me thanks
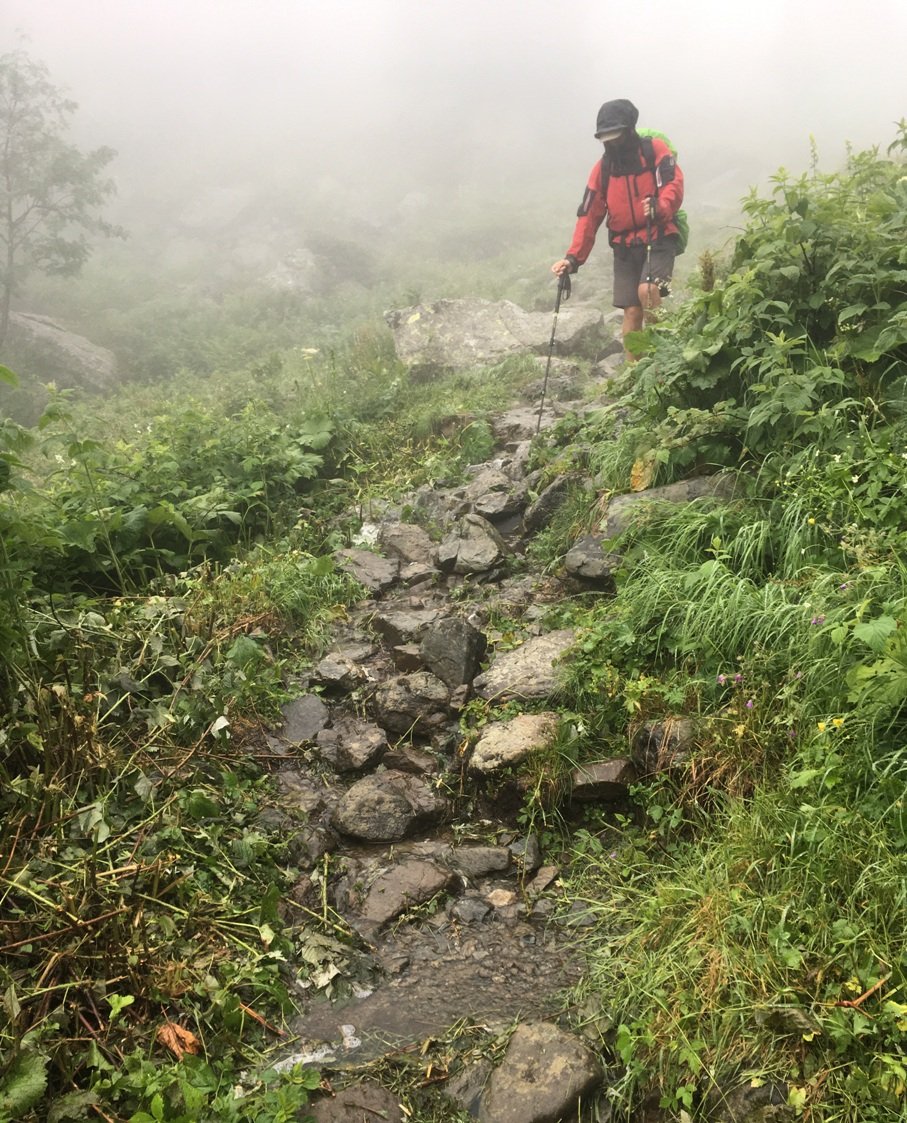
[595,98,639,137]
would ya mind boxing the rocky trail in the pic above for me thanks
[252,305,716,1122]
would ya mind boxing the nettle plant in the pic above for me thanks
[624,125,907,478]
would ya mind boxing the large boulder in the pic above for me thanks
[602,474,738,540]
[4,311,118,392]
[385,298,604,377]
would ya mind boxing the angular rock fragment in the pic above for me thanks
[420,616,487,688]
[470,712,561,774]
[570,758,637,801]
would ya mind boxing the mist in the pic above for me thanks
[2,0,906,393]
[6,0,906,214]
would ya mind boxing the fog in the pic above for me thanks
[6,0,906,212]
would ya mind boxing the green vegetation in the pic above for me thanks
[2,116,907,1122]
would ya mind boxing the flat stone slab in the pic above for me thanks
[336,548,400,593]
[279,694,330,744]
[473,629,576,701]
[478,1022,603,1123]
[353,858,457,933]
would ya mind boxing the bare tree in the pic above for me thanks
[0,50,123,346]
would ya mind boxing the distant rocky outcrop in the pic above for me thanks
[4,311,118,392]
[385,297,606,377]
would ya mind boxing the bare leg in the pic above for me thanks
[622,282,663,362]
[622,304,644,361]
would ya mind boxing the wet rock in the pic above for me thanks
[632,716,696,775]
[563,536,624,582]
[350,857,458,935]
[308,1080,403,1123]
[378,522,437,566]
[390,644,423,672]
[478,1022,603,1123]
[420,616,488,689]
[450,896,493,923]
[522,474,579,534]
[473,630,576,701]
[526,865,559,894]
[315,716,388,772]
[332,771,448,842]
[400,561,438,586]
[336,548,400,593]
[458,466,528,522]
[381,745,439,775]
[470,713,561,775]
[447,846,512,880]
[509,833,542,874]
[313,644,376,690]
[286,823,338,866]
[437,514,510,575]
[444,1060,494,1116]
[279,694,330,744]
[275,768,333,817]
[570,758,637,801]
[372,671,451,734]
[602,473,738,540]
[371,607,441,646]
[594,352,624,379]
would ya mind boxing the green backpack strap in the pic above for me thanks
[638,130,688,254]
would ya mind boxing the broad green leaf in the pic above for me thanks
[0,364,18,386]
[185,790,220,819]
[852,615,897,652]
[0,1052,48,1116]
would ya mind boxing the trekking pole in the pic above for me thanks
[536,270,571,435]
[645,200,654,316]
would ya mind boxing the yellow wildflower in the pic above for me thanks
[817,721,827,732]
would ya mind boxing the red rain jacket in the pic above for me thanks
[565,135,684,267]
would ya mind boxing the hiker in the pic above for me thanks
[551,98,684,359]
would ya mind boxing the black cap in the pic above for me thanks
[595,98,639,139]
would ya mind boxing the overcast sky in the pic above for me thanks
[3,0,907,218]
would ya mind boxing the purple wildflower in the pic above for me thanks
[746,699,754,710]
[717,674,727,685]
[734,673,743,683]
[811,615,826,626]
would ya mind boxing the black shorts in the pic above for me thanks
[612,235,678,307]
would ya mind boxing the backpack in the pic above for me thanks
[601,129,689,254]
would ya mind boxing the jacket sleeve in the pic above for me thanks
[565,160,608,268]
[653,141,684,224]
